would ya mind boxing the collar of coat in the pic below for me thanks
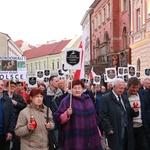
[46,87,63,97]
[28,102,45,112]
[111,90,128,103]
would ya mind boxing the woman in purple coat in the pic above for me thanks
[54,79,102,150]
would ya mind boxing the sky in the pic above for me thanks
[0,0,94,45]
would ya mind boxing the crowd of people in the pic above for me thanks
[0,76,150,150]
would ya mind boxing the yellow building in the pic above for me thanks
[130,0,150,80]
[23,36,82,76]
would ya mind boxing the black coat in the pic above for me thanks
[3,91,27,123]
[135,89,150,132]
[1,94,15,137]
[12,93,27,123]
[83,89,95,104]
[99,91,138,150]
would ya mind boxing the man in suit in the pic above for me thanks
[99,78,138,150]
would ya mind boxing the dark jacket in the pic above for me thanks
[83,89,95,104]
[12,93,27,123]
[3,91,27,123]
[99,91,138,150]
[94,91,103,114]
[43,88,64,115]
[1,94,15,137]
[43,87,64,130]
[127,89,150,133]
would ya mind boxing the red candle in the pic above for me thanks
[133,102,139,108]
[30,115,37,129]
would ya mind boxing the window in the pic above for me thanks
[100,12,102,25]
[108,3,110,18]
[31,63,33,73]
[52,62,54,70]
[35,62,37,70]
[136,1,141,31]
[123,27,127,49]
[98,12,100,26]
[57,61,59,69]
[123,0,126,10]
[92,21,95,34]
[95,15,98,29]
[136,8,141,31]
[44,61,46,69]
[137,58,140,71]
[102,8,104,22]
[103,7,106,22]
[26,64,28,71]
[39,62,41,70]
[99,11,102,26]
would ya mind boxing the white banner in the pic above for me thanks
[0,56,27,81]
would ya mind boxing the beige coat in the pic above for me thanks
[15,103,54,150]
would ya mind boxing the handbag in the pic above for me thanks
[46,107,59,150]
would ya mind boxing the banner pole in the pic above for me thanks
[69,69,73,108]
[8,80,10,97]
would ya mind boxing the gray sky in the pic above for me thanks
[0,0,94,45]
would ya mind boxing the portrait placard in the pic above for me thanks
[58,69,64,76]
[36,70,44,80]
[93,75,101,85]
[128,64,136,78]
[64,48,82,70]
[118,67,124,76]
[28,76,37,87]
[44,69,51,77]
[145,69,150,77]
[105,68,117,82]
[136,71,140,78]
[124,75,128,83]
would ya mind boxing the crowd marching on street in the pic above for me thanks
[0,75,150,150]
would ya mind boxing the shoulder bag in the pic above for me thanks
[46,107,59,150]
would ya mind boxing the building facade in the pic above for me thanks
[89,0,130,77]
[80,8,92,75]
[0,32,22,57]
[130,0,150,80]
[24,36,81,76]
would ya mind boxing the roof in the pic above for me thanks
[14,40,35,49]
[23,39,71,59]
[14,40,24,48]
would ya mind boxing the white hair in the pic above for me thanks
[112,78,125,87]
